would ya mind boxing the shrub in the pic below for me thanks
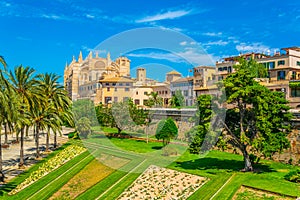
[284,169,300,183]
[68,131,79,139]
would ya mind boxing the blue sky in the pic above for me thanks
[0,0,300,82]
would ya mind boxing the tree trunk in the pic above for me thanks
[25,125,29,137]
[54,131,57,149]
[46,127,50,152]
[0,126,4,182]
[19,127,25,168]
[35,125,40,159]
[4,123,8,145]
[242,148,253,172]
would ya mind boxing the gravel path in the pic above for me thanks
[1,127,73,182]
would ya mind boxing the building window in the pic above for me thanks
[228,66,232,73]
[165,91,168,94]
[123,97,129,101]
[278,60,285,66]
[114,88,117,91]
[291,71,297,80]
[297,61,300,66]
[136,91,138,95]
[107,87,110,91]
[119,83,123,86]
[114,97,118,102]
[277,71,286,80]
[134,99,140,105]
[105,83,109,86]
[112,83,116,86]
[144,91,148,95]
[269,62,275,69]
[126,83,130,86]
[105,97,112,104]
[184,90,188,96]
[291,88,300,97]
[125,88,130,92]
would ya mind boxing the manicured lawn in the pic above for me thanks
[2,134,299,200]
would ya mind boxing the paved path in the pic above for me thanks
[1,127,73,182]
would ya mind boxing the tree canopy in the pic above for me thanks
[188,59,292,171]
[155,117,178,146]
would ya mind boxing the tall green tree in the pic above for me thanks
[145,92,163,107]
[188,60,291,171]
[186,95,213,154]
[170,90,184,108]
[0,70,9,181]
[155,117,178,146]
[8,66,37,168]
[37,73,73,151]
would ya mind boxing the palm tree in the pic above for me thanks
[37,73,73,150]
[146,91,163,107]
[0,56,7,69]
[8,66,37,168]
[0,71,9,182]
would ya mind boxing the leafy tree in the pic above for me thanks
[170,90,184,108]
[111,101,135,134]
[155,117,178,146]
[95,103,115,127]
[72,99,97,126]
[76,117,91,138]
[186,95,213,154]
[188,60,292,172]
[221,60,291,171]
[127,98,149,126]
[145,91,163,107]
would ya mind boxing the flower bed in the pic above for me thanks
[118,165,208,200]
[9,145,86,195]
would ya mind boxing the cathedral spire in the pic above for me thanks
[72,55,76,63]
[95,51,99,58]
[88,51,93,59]
[65,61,68,69]
[107,52,111,61]
[78,51,83,62]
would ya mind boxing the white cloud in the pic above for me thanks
[86,14,95,19]
[204,40,229,46]
[41,14,65,20]
[236,42,279,53]
[203,32,223,37]
[136,9,192,23]
[180,41,187,46]
[127,48,215,66]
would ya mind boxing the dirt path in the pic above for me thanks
[1,127,73,182]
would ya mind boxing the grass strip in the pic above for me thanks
[6,151,91,200]
[76,170,127,200]
[187,173,232,200]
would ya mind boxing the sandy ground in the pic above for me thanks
[1,127,73,182]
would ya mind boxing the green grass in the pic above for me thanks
[2,151,93,200]
[0,141,79,197]
[2,133,300,200]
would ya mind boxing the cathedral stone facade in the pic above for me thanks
[64,51,130,102]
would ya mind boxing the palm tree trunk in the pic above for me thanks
[54,131,57,149]
[46,127,50,152]
[25,125,29,137]
[0,126,4,182]
[4,123,8,145]
[19,127,25,168]
[35,125,40,159]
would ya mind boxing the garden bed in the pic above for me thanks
[118,165,208,199]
